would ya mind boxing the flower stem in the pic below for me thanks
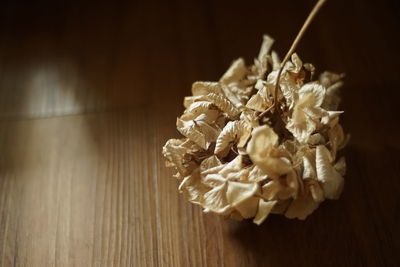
[273,0,328,112]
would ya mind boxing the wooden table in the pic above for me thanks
[0,0,399,266]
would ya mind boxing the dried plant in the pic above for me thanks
[162,0,348,224]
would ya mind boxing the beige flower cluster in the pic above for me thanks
[162,35,348,224]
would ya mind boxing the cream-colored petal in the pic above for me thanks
[226,168,250,181]
[271,50,281,71]
[288,53,303,73]
[256,35,274,75]
[215,121,243,155]
[234,196,259,219]
[184,101,216,116]
[179,169,209,204]
[193,116,221,144]
[258,35,274,63]
[202,173,226,187]
[200,164,225,177]
[254,79,265,90]
[202,182,232,215]
[220,58,247,85]
[247,125,292,177]
[162,138,199,176]
[221,85,244,108]
[176,118,207,149]
[183,95,203,108]
[219,155,243,176]
[286,86,326,143]
[302,155,316,179]
[247,165,268,182]
[201,93,240,119]
[298,83,326,107]
[308,179,325,202]
[191,81,222,96]
[246,93,267,112]
[246,86,273,112]
[287,118,316,144]
[247,125,278,155]
[303,106,326,120]
[253,199,277,225]
[180,105,220,124]
[226,181,259,206]
[279,76,300,109]
[200,155,222,173]
[316,145,344,199]
[285,193,320,220]
[261,180,281,200]
[239,108,259,129]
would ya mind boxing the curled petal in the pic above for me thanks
[176,118,219,150]
[162,138,200,177]
[192,81,222,96]
[316,145,344,199]
[255,35,274,75]
[201,93,240,119]
[214,120,250,155]
[220,58,247,85]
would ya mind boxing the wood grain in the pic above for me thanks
[0,0,399,266]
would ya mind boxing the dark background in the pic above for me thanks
[0,0,399,266]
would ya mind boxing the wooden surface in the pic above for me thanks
[0,0,399,266]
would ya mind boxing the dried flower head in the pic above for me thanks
[162,34,348,224]
[162,0,347,224]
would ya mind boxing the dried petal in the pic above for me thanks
[247,125,292,177]
[285,192,320,220]
[201,93,240,119]
[179,169,209,204]
[200,155,222,173]
[286,83,326,143]
[220,58,247,85]
[253,199,277,225]
[255,35,274,76]
[316,145,344,199]
[202,183,232,215]
[226,181,259,206]
[176,118,219,150]
[215,120,250,155]
[234,196,259,219]
[162,138,200,177]
[192,81,222,96]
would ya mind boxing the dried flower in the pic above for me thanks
[162,33,348,224]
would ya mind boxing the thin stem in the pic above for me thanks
[257,103,274,119]
[273,0,327,112]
